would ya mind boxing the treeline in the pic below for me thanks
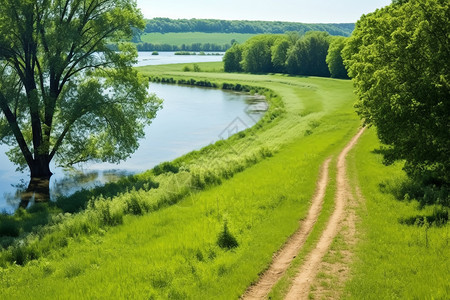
[136,42,230,52]
[223,32,348,78]
[144,18,354,36]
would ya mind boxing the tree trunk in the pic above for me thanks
[19,177,51,209]
[19,155,53,208]
[30,155,53,179]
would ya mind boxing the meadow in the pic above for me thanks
[139,32,257,47]
[0,62,360,298]
[1,62,447,299]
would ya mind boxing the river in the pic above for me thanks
[0,53,266,213]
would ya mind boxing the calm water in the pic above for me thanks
[0,82,266,213]
[135,51,224,66]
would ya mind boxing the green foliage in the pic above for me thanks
[217,221,239,250]
[152,161,180,176]
[137,32,256,51]
[223,44,243,72]
[241,35,279,73]
[144,18,355,36]
[271,38,291,73]
[0,0,161,176]
[0,218,19,237]
[326,37,349,79]
[0,68,360,298]
[344,129,449,299]
[224,31,333,77]
[343,0,450,185]
[193,64,201,72]
[286,31,331,76]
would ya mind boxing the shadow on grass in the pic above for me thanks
[378,177,449,227]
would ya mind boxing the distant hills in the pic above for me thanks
[144,18,355,37]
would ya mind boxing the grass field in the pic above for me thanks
[0,63,361,299]
[140,32,257,46]
[2,63,446,299]
[341,129,450,299]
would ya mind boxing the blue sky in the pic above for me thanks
[136,0,392,23]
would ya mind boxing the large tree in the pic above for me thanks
[0,0,161,199]
[223,43,243,72]
[343,0,449,184]
[241,35,277,73]
[286,31,331,77]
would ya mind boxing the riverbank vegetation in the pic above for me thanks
[0,62,361,298]
[1,0,448,298]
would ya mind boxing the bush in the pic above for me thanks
[217,221,239,250]
[0,218,20,237]
[193,64,201,72]
[153,161,180,175]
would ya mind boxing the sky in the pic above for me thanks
[136,0,392,23]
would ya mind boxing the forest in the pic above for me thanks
[143,18,355,36]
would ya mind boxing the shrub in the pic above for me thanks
[193,64,201,72]
[217,221,239,250]
[0,218,20,237]
[153,161,180,175]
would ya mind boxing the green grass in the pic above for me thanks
[140,32,257,46]
[341,128,450,299]
[0,63,361,298]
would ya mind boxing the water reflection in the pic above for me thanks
[0,83,267,213]
[18,177,51,209]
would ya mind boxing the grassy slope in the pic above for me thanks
[0,63,361,299]
[342,128,450,299]
[140,32,257,46]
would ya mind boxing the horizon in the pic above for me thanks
[142,16,357,25]
[137,0,392,24]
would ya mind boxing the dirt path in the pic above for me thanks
[242,158,332,300]
[285,128,365,300]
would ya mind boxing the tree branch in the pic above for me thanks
[0,92,33,168]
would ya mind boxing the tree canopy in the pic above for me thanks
[326,37,349,79]
[223,31,349,78]
[286,31,331,77]
[144,18,355,36]
[0,0,161,180]
[343,0,449,185]
[241,35,278,73]
[223,43,243,72]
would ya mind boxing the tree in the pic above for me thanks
[0,0,161,201]
[241,35,276,73]
[223,43,243,72]
[271,37,291,73]
[286,31,331,76]
[326,37,349,79]
[343,0,449,184]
